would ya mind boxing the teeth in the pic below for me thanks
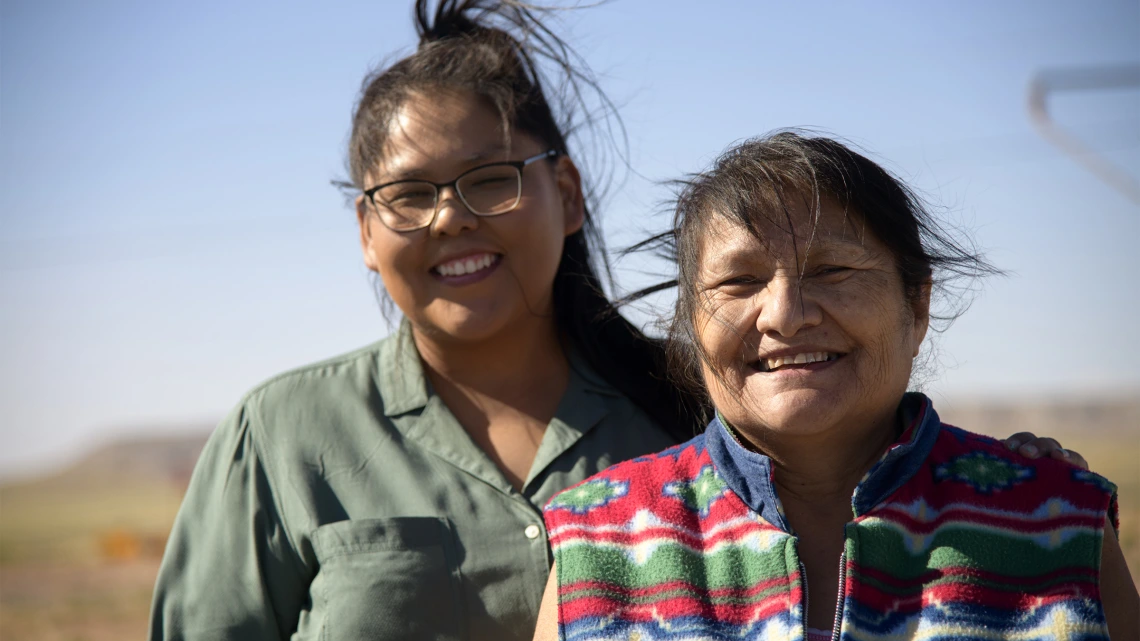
[760,352,838,372]
[436,254,496,277]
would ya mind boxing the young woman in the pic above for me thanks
[148,3,1085,640]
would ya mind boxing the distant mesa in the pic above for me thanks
[0,427,214,566]
[938,396,1140,439]
[12,428,213,491]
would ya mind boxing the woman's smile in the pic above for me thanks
[430,251,503,284]
[751,349,844,373]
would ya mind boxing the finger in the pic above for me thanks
[1003,432,1038,450]
[1050,448,1090,470]
[1023,437,1063,458]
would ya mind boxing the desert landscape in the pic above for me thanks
[1,397,1136,640]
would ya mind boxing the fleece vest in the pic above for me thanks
[543,394,1118,641]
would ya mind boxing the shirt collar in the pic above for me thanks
[376,319,431,417]
[706,392,942,532]
[376,319,618,418]
[522,357,616,491]
[375,318,621,495]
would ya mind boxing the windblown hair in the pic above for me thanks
[347,0,705,441]
[629,130,1001,396]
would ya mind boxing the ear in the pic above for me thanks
[911,279,933,356]
[356,194,381,273]
[554,155,585,236]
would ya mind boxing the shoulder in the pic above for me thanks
[241,334,409,428]
[213,336,397,458]
[243,339,388,410]
[544,434,709,516]
[926,423,1117,507]
[559,344,683,457]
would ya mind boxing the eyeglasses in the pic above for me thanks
[363,149,559,232]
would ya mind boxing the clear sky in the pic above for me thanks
[2,0,1138,478]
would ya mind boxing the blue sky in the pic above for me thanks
[2,0,1137,477]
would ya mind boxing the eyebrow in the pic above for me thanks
[802,234,868,257]
[379,144,512,183]
[705,232,869,273]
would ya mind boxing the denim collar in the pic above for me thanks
[705,392,942,532]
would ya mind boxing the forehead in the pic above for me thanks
[696,199,881,270]
[371,90,516,181]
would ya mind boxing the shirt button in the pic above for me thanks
[524,524,542,540]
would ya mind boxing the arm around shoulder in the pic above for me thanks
[1100,516,1139,640]
[149,399,310,641]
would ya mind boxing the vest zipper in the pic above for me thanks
[829,550,847,641]
[799,560,809,639]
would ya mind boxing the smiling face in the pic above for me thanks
[693,196,931,442]
[356,89,583,344]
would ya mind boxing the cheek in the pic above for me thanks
[521,195,568,248]
[369,232,423,301]
[497,204,567,283]
[522,222,566,269]
[695,301,749,375]
[821,274,907,341]
[842,288,920,375]
[699,360,735,411]
[693,326,740,408]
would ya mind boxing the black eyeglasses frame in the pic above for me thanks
[363,149,559,232]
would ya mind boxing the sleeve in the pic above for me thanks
[148,399,311,641]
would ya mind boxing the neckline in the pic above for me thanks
[704,393,942,531]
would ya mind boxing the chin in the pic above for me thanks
[418,300,518,343]
[737,386,848,437]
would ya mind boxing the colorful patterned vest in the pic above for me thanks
[543,394,1118,641]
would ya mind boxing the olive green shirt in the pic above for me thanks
[148,322,675,641]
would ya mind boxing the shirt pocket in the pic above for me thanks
[311,516,465,641]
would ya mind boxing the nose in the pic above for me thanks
[429,186,478,237]
[755,273,821,337]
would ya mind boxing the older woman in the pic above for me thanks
[535,133,1137,641]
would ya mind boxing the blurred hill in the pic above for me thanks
[33,432,209,489]
[0,428,211,640]
[0,429,211,567]
[938,396,1140,438]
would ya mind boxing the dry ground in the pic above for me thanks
[1,475,185,640]
[1,559,161,641]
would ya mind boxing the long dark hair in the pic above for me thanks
[346,0,705,441]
